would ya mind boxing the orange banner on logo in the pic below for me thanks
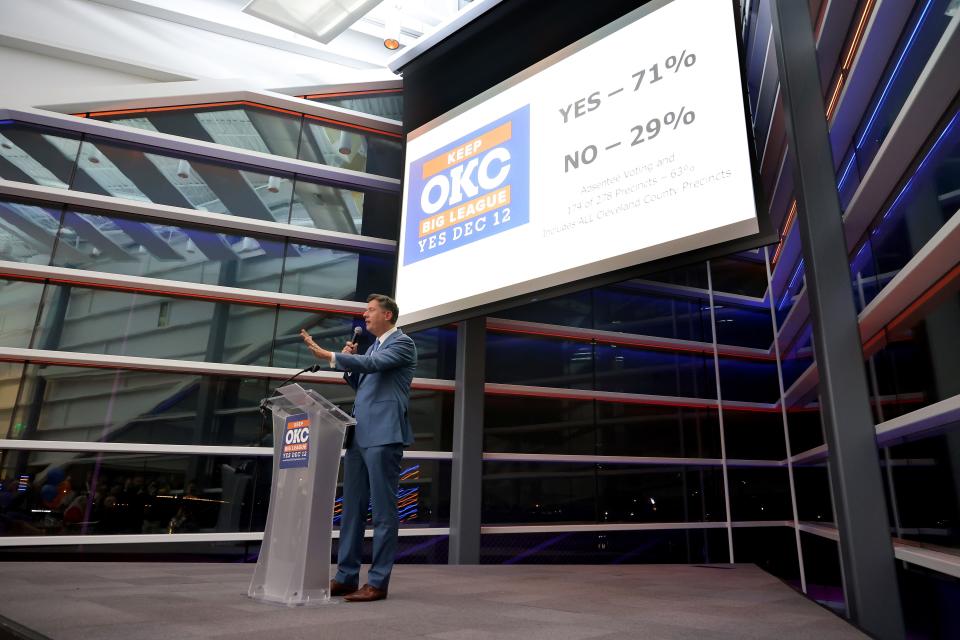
[421,122,513,180]
[418,186,511,237]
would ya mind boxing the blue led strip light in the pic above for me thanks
[855,0,936,150]
[332,464,421,524]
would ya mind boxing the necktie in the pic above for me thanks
[371,339,381,353]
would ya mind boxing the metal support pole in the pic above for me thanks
[770,1,904,637]
[448,316,485,564]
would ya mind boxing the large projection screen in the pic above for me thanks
[397,0,764,329]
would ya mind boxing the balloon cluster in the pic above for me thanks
[40,467,69,508]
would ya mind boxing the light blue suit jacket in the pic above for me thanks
[335,328,417,448]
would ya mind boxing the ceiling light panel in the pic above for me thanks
[243,0,385,44]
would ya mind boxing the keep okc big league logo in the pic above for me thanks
[279,413,310,469]
[404,105,530,265]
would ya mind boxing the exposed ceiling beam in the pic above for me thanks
[87,0,388,70]
[0,33,193,83]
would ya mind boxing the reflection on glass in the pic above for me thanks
[406,390,453,452]
[885,436,960,549]
[106,105,302,159]
[289,178,365,234]
[597,466,726,523]
[487,334,719,397]
[486,334,594,390]
[799,532,845,614]
[781,323,814,392]
[868,307,960,419]
[786,398,824,455]
[0,199,62,265]
[0,122,80,189]
[0,279,44,348]
[271,368,452,452]
[850,0,954,177]
[718,357,780,403]
[0,362,25,436]
[0,450,263,536]
[102,104,403,178]
[479,529,728,564]
[709,255,768,297]
[0,445,448,537]
[482,462,598,524]
[713,302,773,349]
[294,179,400,240]
[485,397,722,458]
[727,467,792,520]
[850,241,880,314]
[641,261,709,289]
[597,404,721,458]
[853,110,960,308]
[731,527,801,585]
[836,150,859,212]
[485,397,595,455]
[594,287,710,341]
[33,284,276,365]
[333,460,450,528]
[0,120,401,239]
[721,409,786,460]
[70,138,295,224]
[7,364,271,446]
[595,344,716,398]
[492,289,592,328]
[280,242,394,301]
[775,258,805,329]
[299,118,402,179]
[53,209,287,291]
[482,462,725,524]
[408,326,457,380]
[306,92,403,122]
[793,465,833,523]
[271,308,356,371]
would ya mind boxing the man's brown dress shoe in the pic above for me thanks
[343,584,387,602]
[329,579,358,597]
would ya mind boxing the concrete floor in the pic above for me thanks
[0,562,865,640]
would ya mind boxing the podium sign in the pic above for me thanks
[249,384,354,606]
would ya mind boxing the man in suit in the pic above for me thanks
[300,293,416,603]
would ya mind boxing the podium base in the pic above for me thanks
[248,586,336,607]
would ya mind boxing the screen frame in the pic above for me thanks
[395,0,774,333]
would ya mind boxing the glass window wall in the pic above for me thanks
[305,92,403,122]
[479,528,730,564]
[0,279,45,349]
[0,122,80,189]
[482,461,726,525]
[0,122,400,240]
[0,197,396,302]
[0,450,449,537]
[97,103,402,179]
[727,467,793,521]
[0,199,62,265]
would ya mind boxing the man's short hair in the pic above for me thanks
[367,293,399,325]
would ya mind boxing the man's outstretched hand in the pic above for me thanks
[300,329,331,360]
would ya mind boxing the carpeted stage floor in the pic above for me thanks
[0,563,865,639]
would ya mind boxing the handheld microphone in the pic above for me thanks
[351,326,363,343]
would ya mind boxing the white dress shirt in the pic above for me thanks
[330,326,398,368]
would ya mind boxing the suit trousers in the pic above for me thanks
[334,439,404,590]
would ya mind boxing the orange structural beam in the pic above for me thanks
[825,0,876,121]
[77,100,401,138]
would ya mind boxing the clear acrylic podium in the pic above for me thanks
[248,383,354,606]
